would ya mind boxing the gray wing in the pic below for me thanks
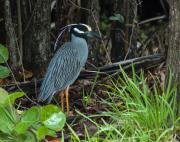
[38,43,82,102]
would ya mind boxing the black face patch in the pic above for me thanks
[54,24,92,50]
[70,24,91,39]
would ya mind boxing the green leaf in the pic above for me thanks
[40,105,66,131]
[109,14,124,23]
[23,132,37,142]
[0,89,24,106]
[0,44,9,63]
[0,88,9,105]
[43,112,66,131]
[0,87,8,95]
[36,126,49,140]
[0,65,10,79]
[0,106,15,134]
[40,105,60,122]
[5,92,25,105]
[15,131,37,142]
[15,106,40,134]
[46,129,57,137]
[0,133,10,141]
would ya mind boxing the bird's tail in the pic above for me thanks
[38,81,55,103]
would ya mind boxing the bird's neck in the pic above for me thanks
[71,34,88,63]
[71,34,87,45]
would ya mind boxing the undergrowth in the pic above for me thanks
[69,68,180,142]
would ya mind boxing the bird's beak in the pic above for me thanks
[85,31,101,40]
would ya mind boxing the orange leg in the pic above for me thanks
[65,86,70,115]
[60,91,65,111]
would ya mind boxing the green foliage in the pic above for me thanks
[100,13,124,34]
[0,44,9,63]
[0,44,10,78]
[99,15,111,33]
[14,106,40,134]
[0,106,16,134]
[6,92,25,105]
[0,88,66,142]
[72,67,180,141]
[40,104,60,121]
[0,87,9,104]
[0,65,10,78]
[101,68,179,141]
[43,111,66,131]
[109,13,124,23]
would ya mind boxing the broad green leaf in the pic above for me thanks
[0,65,10,78]
[36,126,49,140]
[0,106,15,134]
[5,92,25,105]
[14,131,37,142]
[0,87,8,95]
[0,44,9,63]
[40,105,66,131]
[43,112,66,131]
[24,131,37,142]
[14,122,33,135]
[40,105,60,122]
[36,127,56,138]
[21,106,40,122]
[46,129,57,137]
[0,89,24,106]
[0,88,9,105]
[15,106,40,134]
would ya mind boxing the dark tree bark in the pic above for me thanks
[82,0,106,66]
[167,0,180,102]
[111,0,137,62]
[4,0,20,70]
[22,0,52,78]
[110,0,125,62]
[0,1,6,44]
[55,0,81,32]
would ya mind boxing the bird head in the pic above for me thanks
[70,24,101,40]
[54,23,100,51]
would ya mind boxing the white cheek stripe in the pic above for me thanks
[81,24,92,31]
[74,28,85,34]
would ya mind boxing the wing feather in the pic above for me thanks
[38,43,82,102]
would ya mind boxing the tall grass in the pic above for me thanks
[99,68,179,141]
[69,68,180,142]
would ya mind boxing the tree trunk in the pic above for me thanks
[82,0,106,66]
[55,0,81,32]
[167,0,180,102]
[4,0,20,70]
[111,0,137,62]
[0,1,6,45]
[22,0,51,78]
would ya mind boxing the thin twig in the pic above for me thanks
[68,0,90,12]
[138,15,166,25]
[22,1,37,35]
[91,11,112,63]
[0,53,39,105]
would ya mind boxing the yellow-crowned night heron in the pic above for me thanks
[38,24,99,114]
